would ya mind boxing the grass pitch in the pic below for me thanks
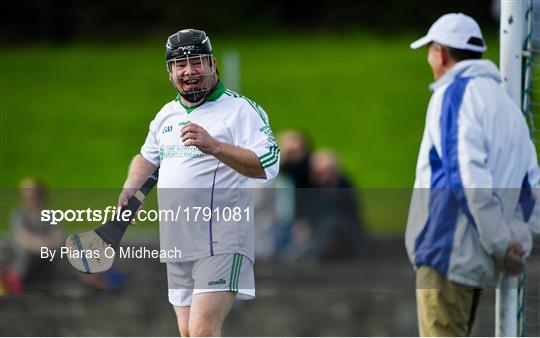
[0,32,500,232]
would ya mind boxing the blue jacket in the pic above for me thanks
[405,60,540,287]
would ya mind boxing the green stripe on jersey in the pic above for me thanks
[259,147,280,169]
[258,146,277,161]
[245,99,268,125]
[224,89,268,125]
[224,89,239,98]
[260,146,279,163]
[263,156,279,169]
[261,148,280,168]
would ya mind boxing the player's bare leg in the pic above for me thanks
[173,306,191,337]
[188,292,236,337]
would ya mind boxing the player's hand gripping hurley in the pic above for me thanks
[65,168,159,274]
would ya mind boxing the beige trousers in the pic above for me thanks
[416,266,481,337]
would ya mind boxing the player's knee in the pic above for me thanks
[176,318,190,337]
[179,326,190,337]
[173,307,190,337]
[189,320,220,337]
[189,326,219,337]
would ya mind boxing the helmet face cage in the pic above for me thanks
[167,54,216,104]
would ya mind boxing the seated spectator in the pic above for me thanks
[1,178,125,294]
[4,178,62,292]
[278,129,313,188]
[286,149,364,263]
[252,129,302,261]
[252,176,295,262]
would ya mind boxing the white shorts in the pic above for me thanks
[167,253,255,307]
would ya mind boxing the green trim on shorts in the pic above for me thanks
[229,253,243,292]
[229,254,237,291]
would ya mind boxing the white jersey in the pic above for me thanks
[140,82,280,263]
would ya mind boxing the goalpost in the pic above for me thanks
[498,0,539,336]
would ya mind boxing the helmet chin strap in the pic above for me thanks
[174,74,218,104]
[180,88,209,103]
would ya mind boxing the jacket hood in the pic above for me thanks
[430,59,501,92]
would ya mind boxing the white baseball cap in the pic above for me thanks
[410,13,487,52]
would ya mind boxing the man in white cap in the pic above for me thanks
[405,13,540,336]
